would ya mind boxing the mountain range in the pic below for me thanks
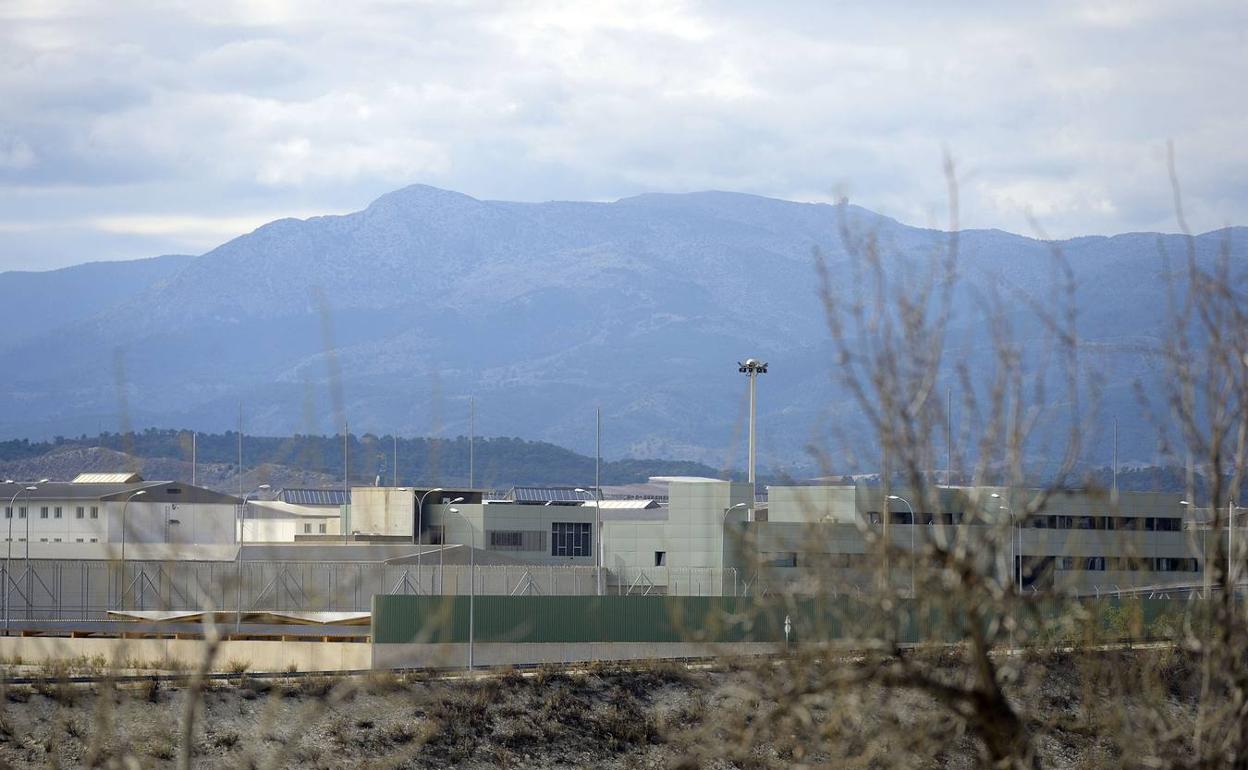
[1,185,1242,475]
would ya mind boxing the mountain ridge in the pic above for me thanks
[0,185,1243,474]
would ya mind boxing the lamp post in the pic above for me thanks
[720,503,749,597]
[576,487,603,595]
[989,493,1020,588]
[1182,499,1237,603]
[429,491,469,594]
[445,506,473,671]
[5,484,36,635]
[888,495,916,597]
[235,484,270,633]
[416,488,444,574]
[117,489,148,610]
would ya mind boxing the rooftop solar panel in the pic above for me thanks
[278,488,350,507]
[506,486,597,503]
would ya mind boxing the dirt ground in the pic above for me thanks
[0,650,1205,769]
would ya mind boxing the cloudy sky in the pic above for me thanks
[1,0,1244,272]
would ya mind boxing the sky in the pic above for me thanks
[1,0,1245,272]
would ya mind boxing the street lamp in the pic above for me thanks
[888,495,916,597]
[720,503,749,571]
[1182,499,1237,600]
[5,484,36,634]
[576,487,604,595]
[417,489,462,570]
[990,493,1021,588]
[235,484,270,633]
[445,506,474,671]
[423,494,464,595]
[117,489,148,610]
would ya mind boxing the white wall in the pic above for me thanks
[350,487,415,537]
[6,500,235,544]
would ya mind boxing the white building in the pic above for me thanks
[2,475,240,546]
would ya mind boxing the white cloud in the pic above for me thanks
[0,0,1244,270]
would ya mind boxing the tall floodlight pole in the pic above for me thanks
[5,485,37,635]
[469,396,475,490]
[738,359,768,519]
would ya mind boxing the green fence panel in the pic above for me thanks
[371,594,1205,646]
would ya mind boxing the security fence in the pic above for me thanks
[0,559,611,621]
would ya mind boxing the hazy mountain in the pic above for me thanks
[0,185,1242,474]
[0,253,193,346]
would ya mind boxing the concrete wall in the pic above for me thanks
[0,636,371,673]
[373,641,782,669]
[350,487,415,537]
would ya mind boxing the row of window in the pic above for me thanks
[4,506,100,520]
[864,511,1183,531]
[759,552,1202,573]
[488,530,548,552]
[1050,556,1200,572]
[301,523,329,534]
[3,537,99,542]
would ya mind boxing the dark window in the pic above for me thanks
[303,523,312,534]
[551,522,592,557]
[1085,557,1106,571]
[76,507,84,519]
[318,523,326,534]
[655,551,666,567]
[3,507,9,519]
[40,506,49,519]
[90,507,98,519]
[768,552,798,568]
[488,530,546,551]
[489,530,523,549]
[18,507,26,519]
[54,506,62,519]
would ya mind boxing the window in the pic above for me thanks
[551,522,592,557]
[89,538,98,543]
[655,551,667,567]
[490,530,524,549]
[39,538,47,543]
[3,507,9,519]
[54,506,62,519]
[90,506,99,519]
[487,530,546,551]
[768,552,798,568]
[318,523,326,534]
[303,523,312,534]
[18,507,26,519]
[40,506,49,519]
[75,538,83,543]
[1084,556,1106,571]
[865,511,882,525]
[76,506,84,519]
[53,538,61,542]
